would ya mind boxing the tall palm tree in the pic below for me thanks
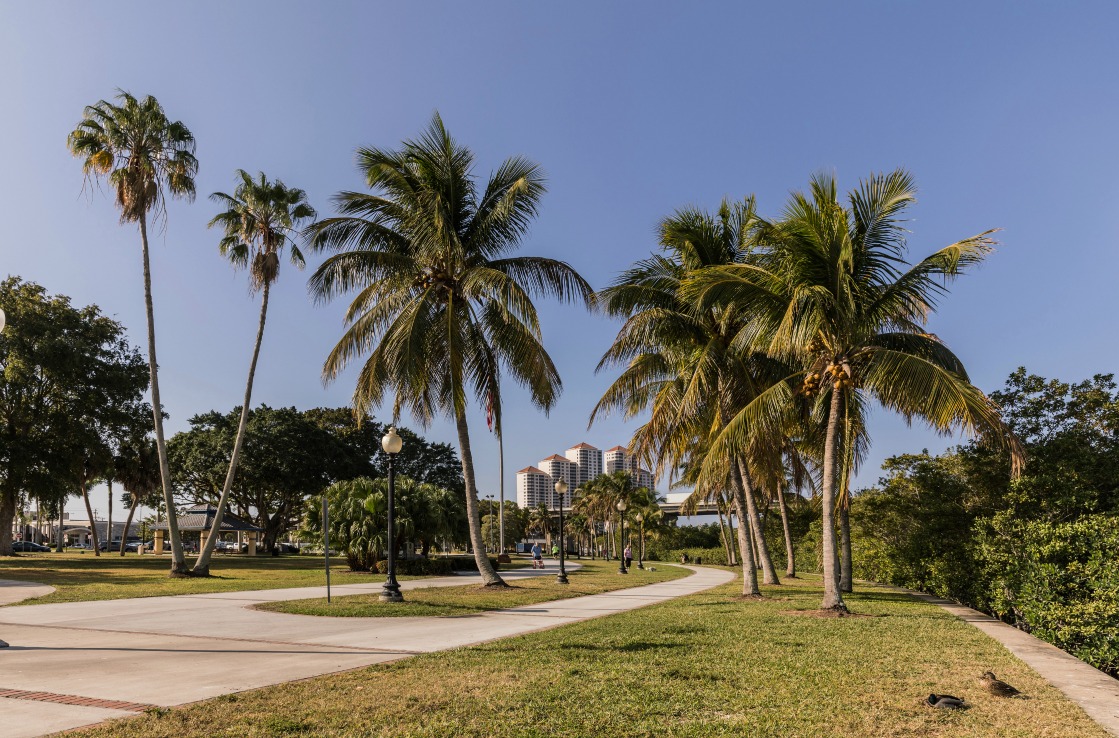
[67,91,197,575]
[593,200,785,592]
[687,170,1022,612]
[193,171,315,575]
[307,114,592,586]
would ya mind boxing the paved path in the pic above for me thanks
[0,565,732,737]
[0,579,56,606]
[912,591,1119,737]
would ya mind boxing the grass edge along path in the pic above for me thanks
[0,553,524,605]
[254,559,690,617]
[62,575,1108,738]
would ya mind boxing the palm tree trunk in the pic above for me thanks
[729,463,760,596]
[120,494,138,556]
[454,409,505,586]
[839,499,853,593]
[107,479,113,553]
[139,214,187,575]
[820,387,847,611]
[81,474,99,556]
[776,479,796,577]
[737,460,780,585]
[715,496,735,565]
[194,281,270,575]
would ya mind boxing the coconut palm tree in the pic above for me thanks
[307,114,592,586]
[686,170,1022,612]
[67,91,197,575]
[593,200,786,591]
[192,171,315,575]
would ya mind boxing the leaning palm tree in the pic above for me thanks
[687,170,1023,612]
[193,171,315,576]
[68,91,197,575]
[307,114,592,586]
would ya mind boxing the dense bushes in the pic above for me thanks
[665,547,728,566]
[849,369,1119,676]
[644,523,722,561]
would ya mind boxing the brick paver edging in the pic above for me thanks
[0,688,156,712]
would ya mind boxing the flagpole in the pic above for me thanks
[498,433,505,555]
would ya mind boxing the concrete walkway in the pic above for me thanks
[0,579,56,606]
[0,565,732,737]
[912,591,1119,737]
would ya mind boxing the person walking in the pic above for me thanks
[531,541,544,569]
[624,544,633,570]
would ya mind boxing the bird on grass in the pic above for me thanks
[979,671,1021,697]
[926,693,966,709]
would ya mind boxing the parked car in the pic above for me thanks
[10,541,51,552]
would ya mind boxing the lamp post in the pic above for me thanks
[555,480,569,584]
[379,426,404,603]
[635,512,645,569]
[616,498,628,574]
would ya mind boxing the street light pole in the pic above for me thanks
[379,427,404,603]
[616,498,628,574]
[555,480,569,584]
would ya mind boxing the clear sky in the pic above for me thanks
[3,1,1118,519]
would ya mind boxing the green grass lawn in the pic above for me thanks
[255,559,689,617]
[64,573,1106,738]
[0,552,514,605]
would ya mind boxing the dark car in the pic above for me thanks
[11,541,50,552]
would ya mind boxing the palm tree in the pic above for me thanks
[307,114,592,586]
[593,200,785,592]
[67,91,197,575]
[687,170,1022,612]
[116,440,160,555]
[192,171,315,576]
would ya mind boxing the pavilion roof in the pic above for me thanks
[151,505,262,532]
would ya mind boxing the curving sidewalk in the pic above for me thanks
[0,564,731,737]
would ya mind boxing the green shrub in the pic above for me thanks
[976,513,1119,676]
[374,556,501,575]
[666,547,728,566]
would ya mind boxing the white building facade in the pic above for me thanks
[516,442,657,510]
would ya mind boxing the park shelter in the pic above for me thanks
[151,504,263,555]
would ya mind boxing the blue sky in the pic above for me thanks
[3,1,1118,518]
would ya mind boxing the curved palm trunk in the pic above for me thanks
[139,214,187,575]
[81,474,99,556]
[839,499,853,593]
[820,387,847,611]
[106,480,113,554]
[119,493,138,556]
[729,463,760,596]
[194,282,270,575]
[776,479,796,577]
[715,495,735,565]
[455,410,505,586]
[737,460,780,585]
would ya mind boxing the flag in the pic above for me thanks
[485,391,494,433]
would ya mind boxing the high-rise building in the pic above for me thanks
[605,445,655,490]
[538,454,577,502]
[517,443,657,510]
[516,466,552,508]
[565,442,602,486]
